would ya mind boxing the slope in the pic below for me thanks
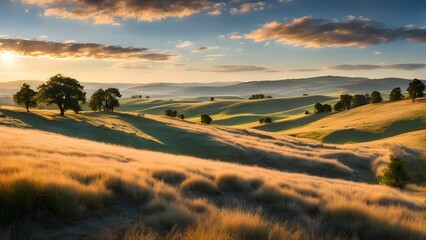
[0,126,425,239]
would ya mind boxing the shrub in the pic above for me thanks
[380,155,408,188]
[210,97,215,101]
[259,117,272,124]
[164,109,178,117]
[305,110,310,115]
[389,87,404,101]
[314,103,332,113]
[200,114,212,124]
[178,114,185,120]
[171,110,178,118]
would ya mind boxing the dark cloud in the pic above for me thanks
[203,65,279,73]
[191,46,219,52]
[0,38,174,61]
[22,0,223,24]
[245,16,426,48]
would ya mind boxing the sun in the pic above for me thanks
[1,52,15,64]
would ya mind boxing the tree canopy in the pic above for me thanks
[406,79,425,102]
[340,94,353,110]
[89,89,106,112]
[389,87,404,101]
[13,83,37,112]
[370,91,383,103]
[37,74,86,116]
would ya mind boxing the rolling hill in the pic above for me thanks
[1,125,425,239]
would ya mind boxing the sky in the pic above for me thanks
[0,0,425,83]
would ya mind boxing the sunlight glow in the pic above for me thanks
[1,52,15,65]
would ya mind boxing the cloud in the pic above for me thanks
[290,63,426,72]
[203,65,278,72]
[176,41,194,48]
[22,0,223,25]
[245,16,426,48]
[114,62,149,69]
[0,38,175,61]
[327,63,426,71]
[191,46,219,52]
[230,2,265,14]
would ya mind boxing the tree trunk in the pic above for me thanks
[25,103,29,112]
[58,104,65,116]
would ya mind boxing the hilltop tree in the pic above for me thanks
[37,74,86,116]
[104,88,122,112]
[210,97,215,101]
[406,79,425,102]
[89,89,106,112]
[333,100,344,111]
[370,91,383,103]
[380,155,408,189]
[389,87,405,101]
[13,83,37,112]
[340,94,353,110]
[200,114,212,124]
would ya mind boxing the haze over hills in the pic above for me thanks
[0,76,416,100]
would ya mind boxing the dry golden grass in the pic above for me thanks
[0,126,425,239]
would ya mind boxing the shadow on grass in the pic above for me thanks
[323,118,426,144]
[254,113,334,132]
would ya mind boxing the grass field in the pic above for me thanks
[0,126,425,239]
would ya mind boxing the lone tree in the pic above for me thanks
[37,74,86,116]
[370,91,383,103]
[210,97,215,101]
[340,94,353,110]
[104,88,122,112]
[89,89,106,112]
[406,78,425,102]
[13,83,37,112]
[389,87,404,101]
[380,155,408,189]
[200,114,212,124]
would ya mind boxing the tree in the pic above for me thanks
[323,104,332,112]
[13,83,37,112]
[210,97,215,101]
[165,109,173,117]
[200,114,212,124]
[89,89,106,112]
[314,102,323,114]
[104,88,122,112]
[352,94,369,108]
[305,110,310,115]
[340,94,353,110]
[380,155,408,188]
[370,91,383,103]
[389,87,404,101]
[259,118,264,124]
[333,100,344,111]
[263,117,272,123]
[37,74,86,116]
[178,114,185,120]
[171,110,178,118]
[406,79,425,102]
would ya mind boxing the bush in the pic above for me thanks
[380,155,408,188]
[258,117,272,124]
[165,110,178,117]
[210,97,215,101]
[305,111,310,115]
[314,103,332,113]
[200,114,212,124]
[370,91,383,103]
[333,101,344,111]
[178,114,185,120]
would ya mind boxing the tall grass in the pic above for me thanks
[0,126,425,239]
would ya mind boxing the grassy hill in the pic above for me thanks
[1,126,425,239]
[119,95,337,128]
[0,106,387,182]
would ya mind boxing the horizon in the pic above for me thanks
[0,0,425,83]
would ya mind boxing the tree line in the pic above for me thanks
[13,74,122,116]
[313,79,425,114]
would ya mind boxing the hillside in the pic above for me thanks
[1,126,425,239]
[0,106,388,182]
[119,95,336,127]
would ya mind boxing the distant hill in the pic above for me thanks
[0,76,417,100]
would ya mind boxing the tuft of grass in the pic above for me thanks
[179,177,220,197]
[215,174,263,193]
[152,170,187,186]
